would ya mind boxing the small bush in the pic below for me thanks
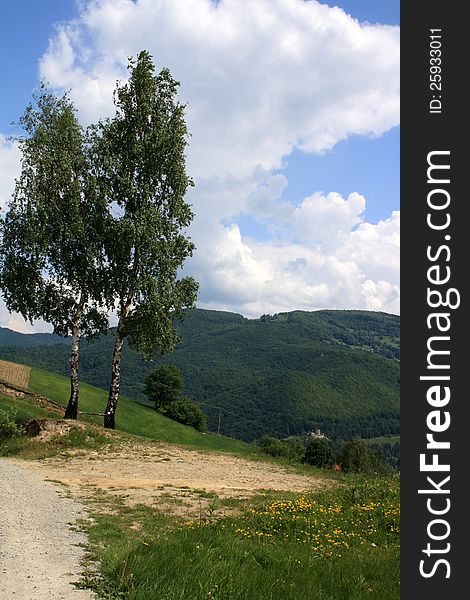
[0,409,25,437]
[259,435,295,459]
[303,437,334,468]
[284,437,306,462]
[163,397,207,432]
[338,438,391,474]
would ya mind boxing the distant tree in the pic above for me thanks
[303,438,334,468]
[0,88,109,420]
[144,364,183,411]
[259,435,293,459]
[163,396,207,432]
[338,438,373,473]
[92,51,198,428]
[284,437,307,462]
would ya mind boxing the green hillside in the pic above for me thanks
[0,327,62,347]
[0,366,258,457]
[0,308,400,442]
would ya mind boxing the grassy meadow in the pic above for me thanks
[27,367,261,457]
[81,476,399,599]
[1,363,400,599]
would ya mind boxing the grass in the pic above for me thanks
[1,363,400,598]
[79,475,399,599]
[0,390,115,459]
[0,369,325,479]
[28,367,262,457]
[0,391,59,422]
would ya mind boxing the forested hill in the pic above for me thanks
[0,308,399,442]
[0,328,62,347]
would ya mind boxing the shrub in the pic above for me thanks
[163,397,207,432]
[144,365,183,411]
[303,437,334,468]
[284,437,306,462]
[259,435,294,459]
[0,409,25,437]
[338,437,391,474]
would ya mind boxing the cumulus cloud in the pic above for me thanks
[0,135,20,213]
[185,185,400,316]
[39,0,399,179]
[0,298,52,333]
[1,0,400,331]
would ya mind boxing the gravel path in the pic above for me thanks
[0,459,95,599]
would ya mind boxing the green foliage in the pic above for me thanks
[0,85,111,419]
[91,51,198,426]
[258,435,308,462]
[0,408,25,437]
[303,437,334,468]
[144,364,183,410]
[283,437,307,462]
[0,308,400,441]
[259,435,294,459]
[26,367,259,457]
[95,51,198,356]
[338,438,391,474]
[0,391,59,423]
[162,396,207,432]
[0,328,61,348]
[0,86,109,337]
[144,364,207,431]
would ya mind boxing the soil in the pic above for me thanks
[15,436,334,518]
[1,423,334,597]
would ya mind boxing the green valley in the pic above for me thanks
[0,308,399,442]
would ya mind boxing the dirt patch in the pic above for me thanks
[19,439,335,520]
[24,418,115,444]
[0,359,31,389]
[24,418,87,440]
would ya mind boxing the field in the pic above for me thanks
[0,359,30,389]
[26,366,263,457]
[0,362,400,599]
[79,473,399,599]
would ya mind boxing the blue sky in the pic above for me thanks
[0,1,399,330]
[0,0,399,223]
[0,1,79,133]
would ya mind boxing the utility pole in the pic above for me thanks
[217,410,221,435]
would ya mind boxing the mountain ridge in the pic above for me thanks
[0,308,399,441]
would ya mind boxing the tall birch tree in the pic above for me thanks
[0,88,109,419]
[93,52,198,429]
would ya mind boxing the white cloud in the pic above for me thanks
[1,0,400,331]
[0,135,20,213]
[39,0,399,179]
[0,298,52,333]
[185,184,400,317]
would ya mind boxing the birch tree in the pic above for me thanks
[0,88,109,419]
[93,51,198,429]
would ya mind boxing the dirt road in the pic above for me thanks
[0,459,95,599]
[0,438,332,597]
[16,439,333,518]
